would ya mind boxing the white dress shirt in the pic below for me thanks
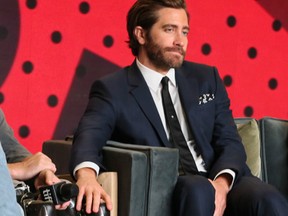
[136,59,207,172]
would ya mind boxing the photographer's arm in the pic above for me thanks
[8,152,71,209]
[7,152,56,181]
[76,167,113,214]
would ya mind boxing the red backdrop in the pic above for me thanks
[0,0,287,153]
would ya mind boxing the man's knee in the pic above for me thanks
[173,175,215,216]
[175,175,214,198]
[226,176,288,216]
[251,185,288,215]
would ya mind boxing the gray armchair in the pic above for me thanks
[42,117,288,216]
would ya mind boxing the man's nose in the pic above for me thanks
[173,32,185,47]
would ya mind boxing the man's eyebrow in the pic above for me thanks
[183,26,190,32]
[162,24,190,31]
[162,24,177,28]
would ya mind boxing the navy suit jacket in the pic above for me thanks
[70,60,251,181]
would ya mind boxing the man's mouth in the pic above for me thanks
[165,47,184,56]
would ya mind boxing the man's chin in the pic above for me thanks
[167,57,184,68]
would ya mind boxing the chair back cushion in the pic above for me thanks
[234,118,262,179]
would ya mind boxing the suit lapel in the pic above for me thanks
[175,68,201,140]
[176,68,199,116]
[127,62,172,147]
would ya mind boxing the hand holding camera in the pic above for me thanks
[17,181,109,216]
[39,181,79,205]
[16,181,78,216]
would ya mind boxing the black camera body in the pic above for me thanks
[22,199,56,216]
[16,181,79,216]
[16,181,109,216]
[76,203,110,216]
[16,182,56,216]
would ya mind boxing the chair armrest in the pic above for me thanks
[103,146,147,216]
[106,141,179,216]
[43,140,179,216]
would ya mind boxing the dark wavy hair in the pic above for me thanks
[126,0,188,56]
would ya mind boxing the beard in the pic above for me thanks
[144,35,186,71]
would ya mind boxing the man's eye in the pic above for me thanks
[165,28,174,32]
[183,31,189,36]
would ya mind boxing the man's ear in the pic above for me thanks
[134,26,146,45]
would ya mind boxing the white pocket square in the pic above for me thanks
[199,94,215,105]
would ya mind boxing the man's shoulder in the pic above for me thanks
[100,63,134,81]
[92,66,129,87]
[94,61,142,88]
[90,64,133,94]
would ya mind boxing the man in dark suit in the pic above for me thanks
[70,0,288,215]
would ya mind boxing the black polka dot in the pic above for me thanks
[268,78,278,90]
[272,20,282,32]
[201,43,211,55]
[47,95,58,107]
[22,61,34,74]
[79,1,90,14]
[248,47,257,59]
[244,106,254,117]
[103,35,114,48]
[0,92,4,104]
[0,26,8,40]
[227,15,237,27]
[223,75,233,87]
[19,125,30,138]
[76,64,87,78]
[26,0,37,9]
[51,31,62,44]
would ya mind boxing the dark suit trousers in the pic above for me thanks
[173,175,288,216]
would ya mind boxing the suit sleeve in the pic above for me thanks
[70,79,116,173]
[208,67,249,181]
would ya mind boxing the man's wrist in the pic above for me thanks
[7,163,22,180]
[214,169,235,190]
[214,173,232,191]
[73,162,100,179]
[76,167,97,179]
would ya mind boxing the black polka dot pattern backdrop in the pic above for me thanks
[0,0,287,152]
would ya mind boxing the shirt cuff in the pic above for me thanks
[73,161,100,179]
[214,169,235,191]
